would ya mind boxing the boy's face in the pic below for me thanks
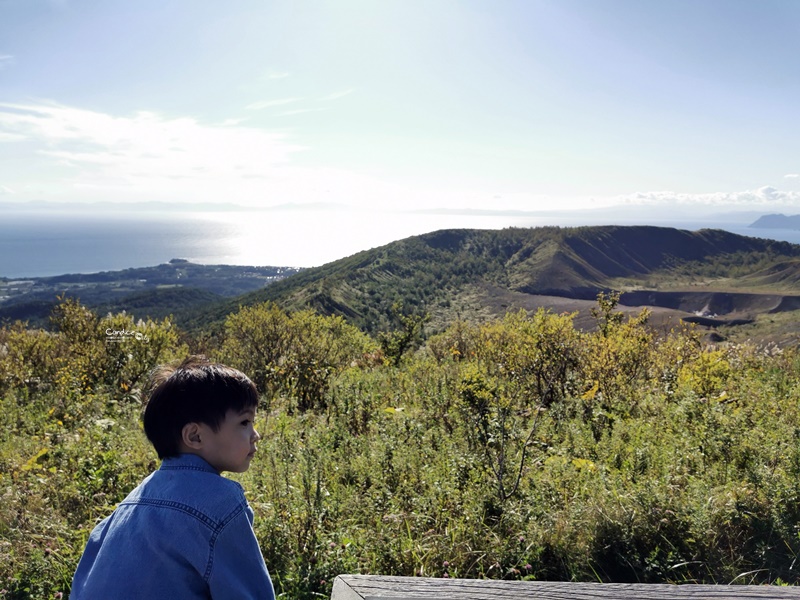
[198,408,260,474]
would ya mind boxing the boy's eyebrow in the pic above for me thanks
[238,408,255,416]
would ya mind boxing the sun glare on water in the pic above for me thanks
[193,209,544,268]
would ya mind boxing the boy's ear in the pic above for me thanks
[181,422,204,450]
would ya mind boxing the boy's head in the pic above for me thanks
[143,355,259,460]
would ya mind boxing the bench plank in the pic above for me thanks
[331,575,800,599]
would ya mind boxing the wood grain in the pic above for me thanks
[331,575,800,599]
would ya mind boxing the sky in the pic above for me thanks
[1,0,800,262]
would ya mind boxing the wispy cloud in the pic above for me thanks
[0,54,14,69]
[265,71,290,80]
[0,131,25,142]
[622,186,800,207]
[7,103,795,218]
[0,102,311,204]
[245,97,302,111]
[246,90,351,115]
[275,108,328,117]
[0,101,423,210]
[319,89,354,101]
[784,173,799,179]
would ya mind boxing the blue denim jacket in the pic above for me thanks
[71,454,276,599]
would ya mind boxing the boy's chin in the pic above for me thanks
[228,458,254,473]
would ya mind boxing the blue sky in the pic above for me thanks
[1,0,799,217]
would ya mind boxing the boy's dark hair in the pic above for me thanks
[142,355,259,459]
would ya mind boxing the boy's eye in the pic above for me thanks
[240,419,251,426]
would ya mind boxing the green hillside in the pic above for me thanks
[0,260,301,327]
[6,225,800,342]
[184,225,800,336]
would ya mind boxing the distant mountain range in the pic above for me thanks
[750,213,800,230]
[4,225,800,343]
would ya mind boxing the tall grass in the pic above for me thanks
[1,300,799,598]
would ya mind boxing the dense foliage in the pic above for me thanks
[1,296,800,598]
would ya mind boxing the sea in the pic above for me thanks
[2,208,800,279]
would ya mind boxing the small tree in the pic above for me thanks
[99,311,187,398]
[220,302,378,412]
[581,292,654,437]
[591,290,625,338]
[457,309,579,506]
[377,302,429,367]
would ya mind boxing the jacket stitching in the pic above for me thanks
[204,504,247,581]
[120,497,242,532]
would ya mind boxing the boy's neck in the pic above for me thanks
[172,450,223,474]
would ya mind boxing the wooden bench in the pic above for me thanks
[331,574,800,599]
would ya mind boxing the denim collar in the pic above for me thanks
[159,453,219,474]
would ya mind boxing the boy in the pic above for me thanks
[71,356,276,599]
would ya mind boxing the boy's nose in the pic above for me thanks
[252,429,261,441]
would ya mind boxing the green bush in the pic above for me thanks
[2,298,800,598]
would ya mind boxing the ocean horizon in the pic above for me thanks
[3,209,800,279]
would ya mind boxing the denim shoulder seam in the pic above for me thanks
[121,497,221,531]
[203,501,248,582]
[160,464,215,473]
